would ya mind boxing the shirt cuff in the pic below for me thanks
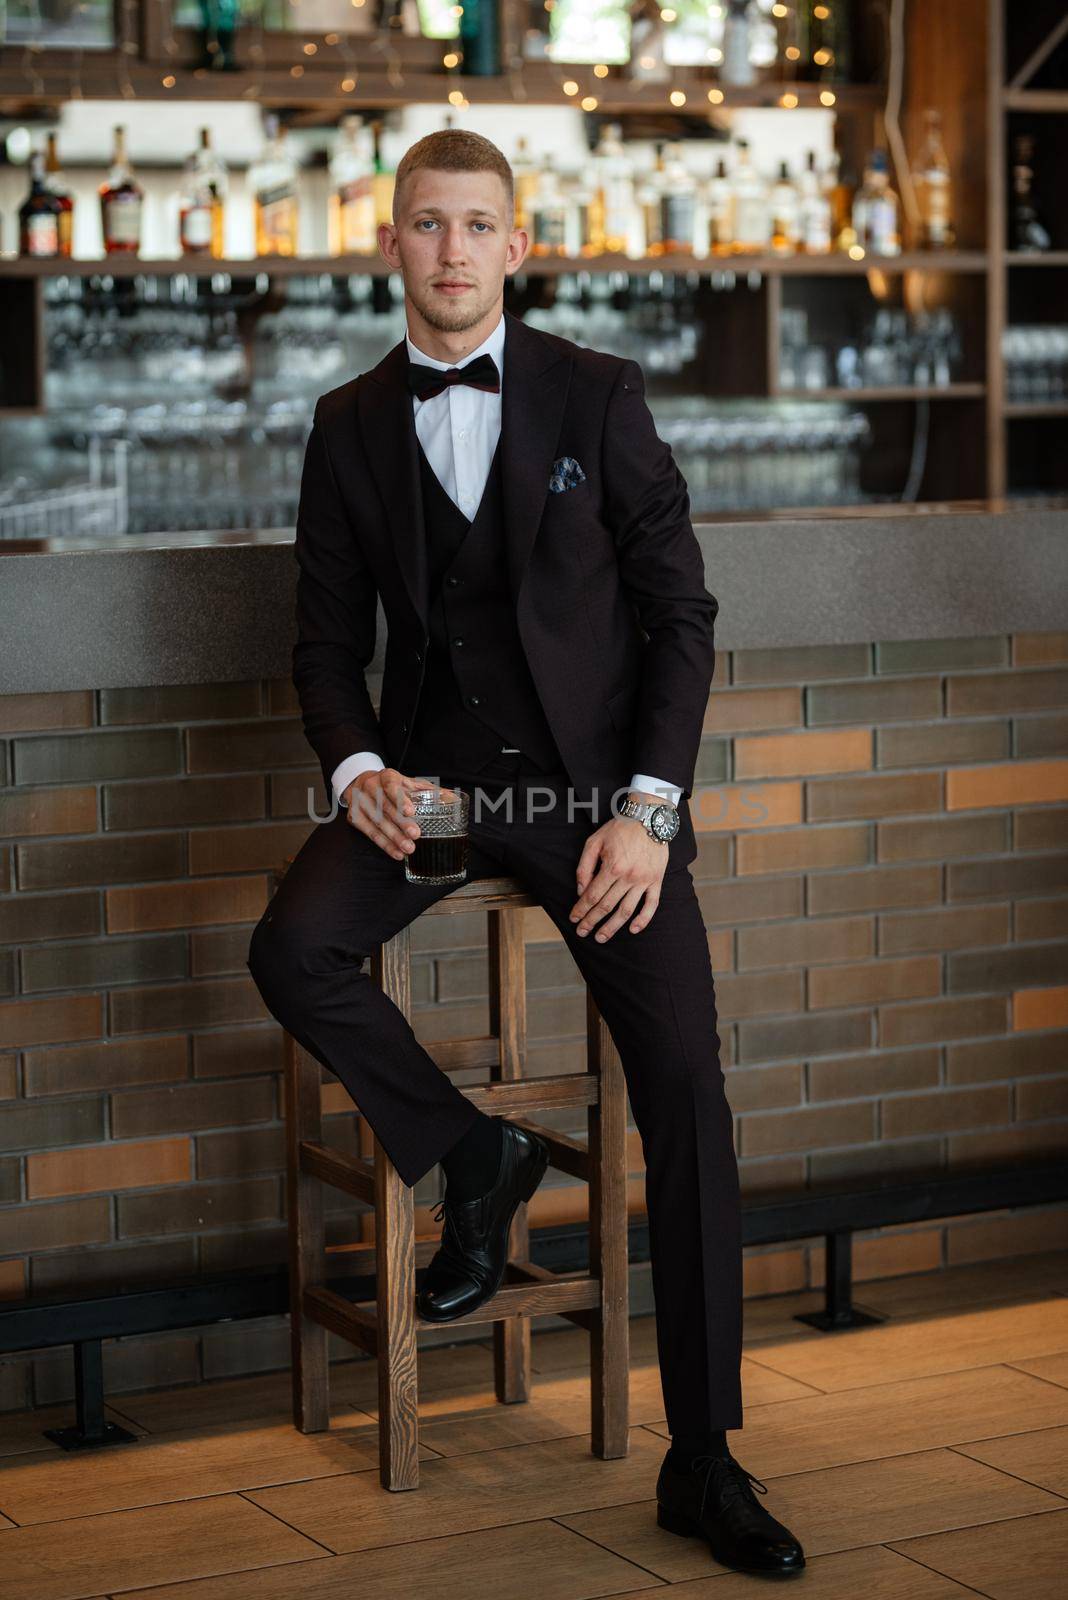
[332,751,386,808]
[629,772,682,807]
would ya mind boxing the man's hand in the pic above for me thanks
[569,793,671,942]
[341,768,452,861]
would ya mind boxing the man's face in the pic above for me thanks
[379,166,527,334]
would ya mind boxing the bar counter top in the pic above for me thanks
[2,500,1065,697]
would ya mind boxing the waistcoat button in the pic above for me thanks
[468,695,482,707]
[452,636,464,647]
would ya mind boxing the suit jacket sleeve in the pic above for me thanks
[292,401,386,796]
[601,358,718,801]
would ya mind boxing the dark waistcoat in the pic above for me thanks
[405,434,565,777]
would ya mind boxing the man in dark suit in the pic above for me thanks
[247,128,803,1577]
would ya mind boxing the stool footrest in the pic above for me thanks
[300,1141,375,1206]
[414,1271,601,1330]
[303,1284,378,1357]
[463,1072,599,1115]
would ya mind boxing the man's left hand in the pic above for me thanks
[569,794,670,942]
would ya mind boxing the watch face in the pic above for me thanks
[651,804,681,842]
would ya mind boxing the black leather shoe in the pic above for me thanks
[416,1120,550,1323]
[656,1448,805,1577]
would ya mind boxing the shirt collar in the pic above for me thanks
[405,309,505,376]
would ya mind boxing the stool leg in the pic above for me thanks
[488,906,532,1405]
[375,926,421,1490]
[588,990,630,1458]
[285,1031,330,1433]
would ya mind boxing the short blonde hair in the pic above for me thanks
[393,128,514,223]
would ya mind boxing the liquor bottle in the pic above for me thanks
[329,115,376,255]
[592,122,636,255]
[512,135,540,232]
[659,143,697,255]
[769,161,799,254]
[564,168,599,257]
[706,157,734,257]
[1010,135,1051,253]
[19,151,62,259]
[370,119,396,231]
[731,138,769,252]
[798,149,832,253]
[179,127,227,257]
[197,0,240,71]
[44,131,73,258]
[99,125,143,256]
[721,0,757,87]
[638,144,667,257]
[913,109,953,249]
[458,0,501,76]
[800,0,851,83]
[852,149,901,256]
[774,1,802,80]
[251,113,299,258]
[528,159,567,257]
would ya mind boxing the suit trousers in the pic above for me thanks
[246,748,744,1435]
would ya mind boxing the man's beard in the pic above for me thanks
[412,287,491,335]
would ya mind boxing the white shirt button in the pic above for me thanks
[457,430,468,441]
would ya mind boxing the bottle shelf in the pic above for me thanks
[1003,401,1068,418]
[0,251,991,281]
[1005,251,1068,267]
[0,58,887,114]
[776,384,986,402]
[1002,88,1068,112]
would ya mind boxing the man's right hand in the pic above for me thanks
[341,768,452,861]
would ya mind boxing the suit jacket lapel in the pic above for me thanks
[358,308,572,634]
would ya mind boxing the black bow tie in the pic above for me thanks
[406,350,501,402]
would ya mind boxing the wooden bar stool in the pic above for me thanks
[271,861,631,1492]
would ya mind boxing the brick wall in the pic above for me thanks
[1,631,1067,1411]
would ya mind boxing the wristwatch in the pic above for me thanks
[617,795,681,844]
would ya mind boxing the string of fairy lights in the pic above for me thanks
[11,0,847,114]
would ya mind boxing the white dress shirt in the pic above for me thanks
[330,310,682,810]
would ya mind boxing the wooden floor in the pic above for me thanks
[2,1251,1067,1599]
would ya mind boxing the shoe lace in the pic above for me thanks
[430,1195,478,1268]
[691,1454,769,1522]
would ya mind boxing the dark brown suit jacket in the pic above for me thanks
[292,305,718,816]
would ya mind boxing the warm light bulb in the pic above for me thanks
[290,64,304,76]
[813,47,831,65]
[162,74,175,87]
[707,87,725,104]
[772,2,788,14]
[303,41,317,54]
[562,79,579,94]
[581,95,599,109]
[594,62,609,77]
[341,76,355,90]
[448,88,464,104]
[661,6,677,18]
[670,89,686,105]
[708,46,723,63]
[780,92,798,108]
[785,45,800,60]
[820,90,836,106]
[443,51,458,66]
[848,244,865,260]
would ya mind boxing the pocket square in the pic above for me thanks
[549,455,586,493]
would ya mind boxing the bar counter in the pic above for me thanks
[1,496,1066,1346]
[2,501,1065,697]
